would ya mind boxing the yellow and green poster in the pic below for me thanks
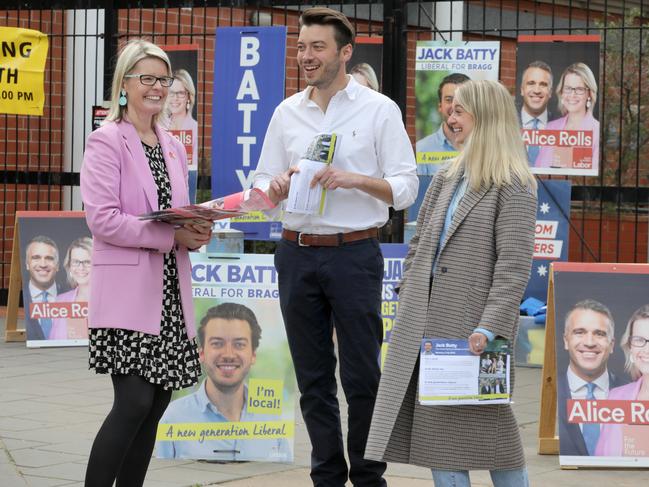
[155,253,295,462]
[415,41,500,175]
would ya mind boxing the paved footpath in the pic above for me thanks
[1,316,648,486]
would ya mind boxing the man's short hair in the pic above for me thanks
[197,302,262,351]
[437,72,470,102]
[564,299,615,339]
[26,235,59,263]
[523,60,553,87]
[299,7,355,49]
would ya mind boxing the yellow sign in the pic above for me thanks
[0,27,48,116]
[231,210,269,223]
[247,378,283,415]
[156,420,294,441]
[416,151,459,164]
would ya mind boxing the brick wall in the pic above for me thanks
[570,212,649,263]
[1,9,66,292]
[1,3,646,295]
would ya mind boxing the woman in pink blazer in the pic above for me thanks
[595,305,649,456]
[81,40,211,487]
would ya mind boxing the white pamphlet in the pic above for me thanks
[418,338,511,405]
[286,159,328,215]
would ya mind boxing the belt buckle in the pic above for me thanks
[297,232,309,247]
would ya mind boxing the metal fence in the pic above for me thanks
[1,1,647,304]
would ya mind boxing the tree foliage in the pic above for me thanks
[597,8,649,187]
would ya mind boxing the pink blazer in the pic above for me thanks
[80,120,196,338]
[594,377,643,456]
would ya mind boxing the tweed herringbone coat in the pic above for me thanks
[365,166,537,470]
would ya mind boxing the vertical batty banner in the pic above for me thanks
[552,263,649,467]
[212,27,286,240]
[0,27,49,116]
[162,44,200,203]
[17,212,92,348]
[155,253,295,462]
[516,35,601,176]
[380,244,407,368]
[415,41,500,176]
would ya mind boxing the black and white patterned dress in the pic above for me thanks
[88,143,201,390]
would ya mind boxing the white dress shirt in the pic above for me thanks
[567,367,610,400]
[567,367,610,433]
[253,75,418,234]
[29,281,58,302]
[520,109,548,130]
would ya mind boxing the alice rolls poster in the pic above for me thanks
[553,263,649,467]
[18,212,92,348]
[516,35,601,176]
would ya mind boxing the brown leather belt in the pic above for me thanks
[282,228,378,247]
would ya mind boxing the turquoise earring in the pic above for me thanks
[119,89,127,106]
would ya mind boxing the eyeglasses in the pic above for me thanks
[168,90,188,98]
[70,259,91,268]
[124,74,174,87]
[562,86,588,96]
[630,336,649,348]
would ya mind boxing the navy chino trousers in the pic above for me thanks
[274,237,387,487]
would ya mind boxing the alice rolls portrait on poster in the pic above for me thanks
[535,62,599,169]
[166,68,198,202]
[49,237,93,340]
[595,305,649,456]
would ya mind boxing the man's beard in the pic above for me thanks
[304,58,341,89]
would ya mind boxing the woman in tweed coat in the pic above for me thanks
[365,80,537,486]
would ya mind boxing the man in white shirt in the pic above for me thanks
[558,299,619,456]
[253,7,417,486]
[24,235,60,340]
[519,61,553,165]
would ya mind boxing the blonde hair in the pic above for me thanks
[556,62,598,115]
[446,80,536,191]
[350,63,379,91]
[620,304,649,380]
[63,237,93,287]
[170,69,196,114]
[105,39,172,124]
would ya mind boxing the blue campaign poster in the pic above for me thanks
[524,179,572,302]
[212,26,286,240]
[380,243,408,367]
